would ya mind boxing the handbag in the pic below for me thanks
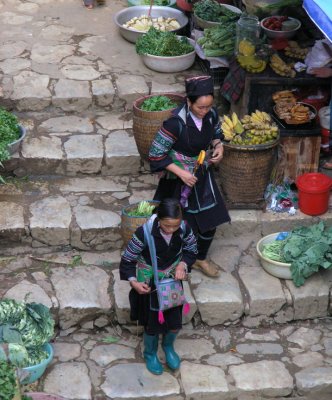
[143,216,190,324]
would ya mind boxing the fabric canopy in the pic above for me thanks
[303,0,332,43]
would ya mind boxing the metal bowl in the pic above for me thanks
[140,37,196,72]
[193,4,241,29]
[114,6,188,43]
[256,233,292,280]
[261,16,301,39]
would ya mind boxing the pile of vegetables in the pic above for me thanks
[0,108,20,164]
[136,27,194,57]
[197,23,236,57]
[262,222,332,287]
[127,201,156,217]
[140,95,178,112]
[0,300,54,368]
[122,15,180,32]
[194,0,240,23]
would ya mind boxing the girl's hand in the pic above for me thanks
[210,145,223,164]
[130,281,151,295]
[179,169,198,187]
[175,263,187,280]
[309,67,332,78]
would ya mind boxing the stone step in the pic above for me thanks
[1,174,331,252]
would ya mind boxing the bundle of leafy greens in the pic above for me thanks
[197,22,236,57]
[0,108,20,164]
[262,221,332,287]
[136,27,194,57]
[140,95,178,112]
[0,299,54,367]
[194,0,240,23]
[127,201,157,217]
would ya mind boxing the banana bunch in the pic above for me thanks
[284,41,309,60]
[221,112,244,141]
[270,53,296,78]
[241,110,271,126]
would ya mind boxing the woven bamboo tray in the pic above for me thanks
[219,139,279,209]
[132,94,185,161]
[121,201,159,247]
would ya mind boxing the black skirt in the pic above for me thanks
[129,285,182,335]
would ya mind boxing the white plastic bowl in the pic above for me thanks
[256,233,292,279]
[260,16,301,39]
[140,37,196,72]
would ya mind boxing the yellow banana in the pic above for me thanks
[197,150,206,164]
[223,115,234,130]
[231,112,239,127]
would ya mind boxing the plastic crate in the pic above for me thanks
[197,58,229,86]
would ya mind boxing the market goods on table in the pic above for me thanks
[136,27,193,56]
[284,41,309,60]
[261,15,301,39]
[270,53,295,77]
[123,15,180,31]
[259,221,332,287]
[221,110,278,145]
[194,0,240,24]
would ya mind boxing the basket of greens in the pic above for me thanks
[193,0,241,29]
[121,200,159,246]
[257,221,332,286]
[136,27,195,72]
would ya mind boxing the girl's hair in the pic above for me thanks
[156,198,182,220]
[187,93,214,104]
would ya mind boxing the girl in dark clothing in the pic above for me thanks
[149,76,230,278]
[120,198,197,375]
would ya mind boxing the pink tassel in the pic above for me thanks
[158,310,165,324]
[183,302,190,315]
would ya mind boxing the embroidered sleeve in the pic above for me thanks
[119,228,145,280]
[181,222,197,271]
[149,119,178,172]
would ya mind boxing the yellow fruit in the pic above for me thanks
[223,115,234,130]
[238,39,255,56]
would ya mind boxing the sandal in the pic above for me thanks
[192,259,220,278]
[83,0,94,9]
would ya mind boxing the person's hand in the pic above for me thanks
[175,263,187,280]
[130,281,151,295]
[210,144,224,164]
[309,67,332,78]
[179,169,198,187]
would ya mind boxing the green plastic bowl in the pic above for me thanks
[21,343,54,384]
[127,0,177,7]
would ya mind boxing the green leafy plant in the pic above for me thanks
[0,108,20,164]
[0,360,17,400]
[136,27,194,57]
[127,201,156,217]
[194,0,240,22]
[141,0,170,4]
[140,95,178,112]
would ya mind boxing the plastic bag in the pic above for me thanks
[265,179,298,214]
[305,39,332,73]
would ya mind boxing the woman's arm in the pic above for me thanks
[166,163,197,187]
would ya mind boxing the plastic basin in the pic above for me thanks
[256,233,292,280]
[21,343,54,384]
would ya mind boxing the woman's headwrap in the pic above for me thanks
[185,76,214,97]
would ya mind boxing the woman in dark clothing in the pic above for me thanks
[119,198,197,375]
[149,76,230,278]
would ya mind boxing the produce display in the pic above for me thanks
[262,222,332,287]
[140,95,178,111]
[270,53,295,77]
[221,111,278,145]
[197,23,236,57]
[0,300,54,367]
[284,41,309,60]
[194,0,240,23]
[122,15,180,32]
[127,200,156,217]
[136,27,193,56]
[272,90,313,124]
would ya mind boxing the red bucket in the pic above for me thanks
[296,173,332,216]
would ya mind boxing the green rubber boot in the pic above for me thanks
[162,332,180,370]
[143,333,163,375]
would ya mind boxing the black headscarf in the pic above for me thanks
[185,76,214,97]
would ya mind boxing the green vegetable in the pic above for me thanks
[194,0,240,23]
[140,95,178,112]
[136,27,194,57]
[197,23,236,57]
[0,108,20,164]
[127,201,156,217]
[141,0,170,4]
[262,240,286,262]
[261,0,302,11]
[0,361,17,400]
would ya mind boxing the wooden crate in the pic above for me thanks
[277,134,321,182]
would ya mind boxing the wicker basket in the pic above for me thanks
[132,94,185,161]
[219,140,279,208]
[121,201,160,247]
